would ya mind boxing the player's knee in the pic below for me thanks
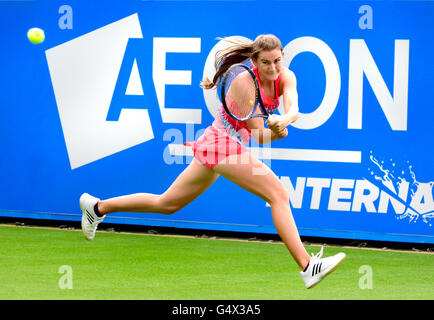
[158,202,180,215]
[157,196,182,215]
[269,184,290,205]
[162,204,181,215]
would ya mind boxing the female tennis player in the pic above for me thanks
[80,34,345,289]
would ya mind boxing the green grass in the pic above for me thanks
[0,225,433,300]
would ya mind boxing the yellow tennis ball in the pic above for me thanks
[27,27,45,44]
[249,100,254,106]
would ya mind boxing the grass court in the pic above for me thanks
[0,224,432,300]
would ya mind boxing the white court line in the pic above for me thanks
[168,144,361,163]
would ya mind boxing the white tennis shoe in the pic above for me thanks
[80,193,104,241]
[300,246,346,289]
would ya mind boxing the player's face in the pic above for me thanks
[254,49,284,82]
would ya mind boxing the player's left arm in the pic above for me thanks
[280,68,299,125]
[266,68,299,132]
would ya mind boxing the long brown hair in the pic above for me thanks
[201,34,283,90]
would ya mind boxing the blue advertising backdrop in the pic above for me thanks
[0,0,433,243]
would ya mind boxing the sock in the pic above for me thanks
[94,203,103,217]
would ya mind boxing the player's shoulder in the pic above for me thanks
[279,68,296,90]
[280,68,296,82]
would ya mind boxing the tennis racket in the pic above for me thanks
[221,63,270,121]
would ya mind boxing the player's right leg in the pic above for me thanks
[80,159,219,240]
[99,159,219,215]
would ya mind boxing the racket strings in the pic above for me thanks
[223,65,258,120]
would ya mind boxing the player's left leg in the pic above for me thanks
[212,151,311,270]
[212,152,346,288]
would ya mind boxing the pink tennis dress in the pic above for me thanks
[186,66,282,169]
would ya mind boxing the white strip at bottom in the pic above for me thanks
[168,144,361,163]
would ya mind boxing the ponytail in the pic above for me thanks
[200,37,253,90]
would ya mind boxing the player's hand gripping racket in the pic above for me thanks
[221,63,270,121]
